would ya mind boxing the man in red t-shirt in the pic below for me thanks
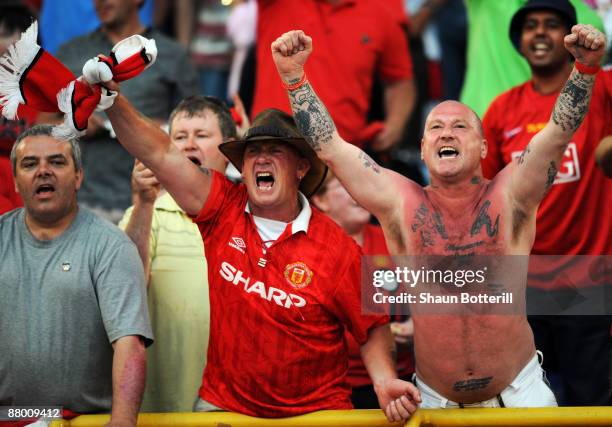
[312,174,415,409]
[103,89,421,420]
[482,0,611,405]
[253,0,415,151]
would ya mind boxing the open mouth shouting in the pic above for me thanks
[34,182,56,199]
[255,171,275,191]
[438,146,459,159]
[187,155,202,166]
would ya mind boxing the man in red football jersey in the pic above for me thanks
[101,86,420,419]
[270,21,606,418]
[482,0,611,405]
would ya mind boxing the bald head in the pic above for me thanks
[426,100,484,137]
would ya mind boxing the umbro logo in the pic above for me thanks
[228,236,246,254]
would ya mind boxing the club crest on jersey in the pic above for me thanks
[284,262,313,289]
[228,236,246,254]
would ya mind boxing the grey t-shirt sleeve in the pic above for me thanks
[93,240,154,347]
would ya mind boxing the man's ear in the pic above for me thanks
[297,158,311,179]
[311,193,328,212]
[75,168,84,191]
[481,139,488,159]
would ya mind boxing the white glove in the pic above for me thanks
[82,57,113,84]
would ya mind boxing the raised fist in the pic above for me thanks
[131,159,160,204]
[564,24,607,67]
[271,30,313,84]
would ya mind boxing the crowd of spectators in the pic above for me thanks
[0,0,610,424]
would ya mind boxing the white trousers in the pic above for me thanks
[417,351,558,408]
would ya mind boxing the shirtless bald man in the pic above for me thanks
[271,24,607,419]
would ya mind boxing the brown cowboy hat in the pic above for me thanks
[219,108,328,198]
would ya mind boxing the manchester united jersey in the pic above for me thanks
[194,172,387,417]
[482,68,612,258]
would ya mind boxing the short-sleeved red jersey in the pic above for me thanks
[194,172,387,417]
[253,0,413,146]
[482,68,612,259]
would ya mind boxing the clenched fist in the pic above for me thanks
[564,24,607,67]
[271,30,313,84]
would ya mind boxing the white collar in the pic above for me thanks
[245,192,311,234]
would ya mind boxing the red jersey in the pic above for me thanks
[482,68,612,258]
[253,0,413,146]
[345,224,414,387]
[194,172,387,417]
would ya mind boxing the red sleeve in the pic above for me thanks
[378,8,413,82]
[598,67,612,134]
[330,242,389,345]
[600,66,612,98]
[192,171,234,240]
[481,97,506,180]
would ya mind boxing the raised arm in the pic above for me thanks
[120,161,160,282]
[104,94,211,216]
[271,30,405,222]
[509,25,606,211]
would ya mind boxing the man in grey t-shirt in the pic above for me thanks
[39,0,198,223]
[0,125,153,425]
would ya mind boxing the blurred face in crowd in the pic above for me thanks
[242,141,310,218]
[14,136,83,225]
[421,101,486,182]
[520,10,570,74]
[313,176,371,235]
[94,0,141,29]
[170,110,228,173]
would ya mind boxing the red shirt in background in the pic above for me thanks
[0,105,37,156]
[254,0,413,147]
[0,105,35,215]
[345,224,414,388]
[482,67,612,288]
[194,172,387,417]
[0,157,22,215]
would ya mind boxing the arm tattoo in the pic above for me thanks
[545,161,557,191]
[551,70,594,132]
[517,143,531,165]
[358,151,381,174]
[289,82,336,151]
[453,376,493,392]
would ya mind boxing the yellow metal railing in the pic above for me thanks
[405,407,612,426]
[49,407,612,427]
[50,409,401,427]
